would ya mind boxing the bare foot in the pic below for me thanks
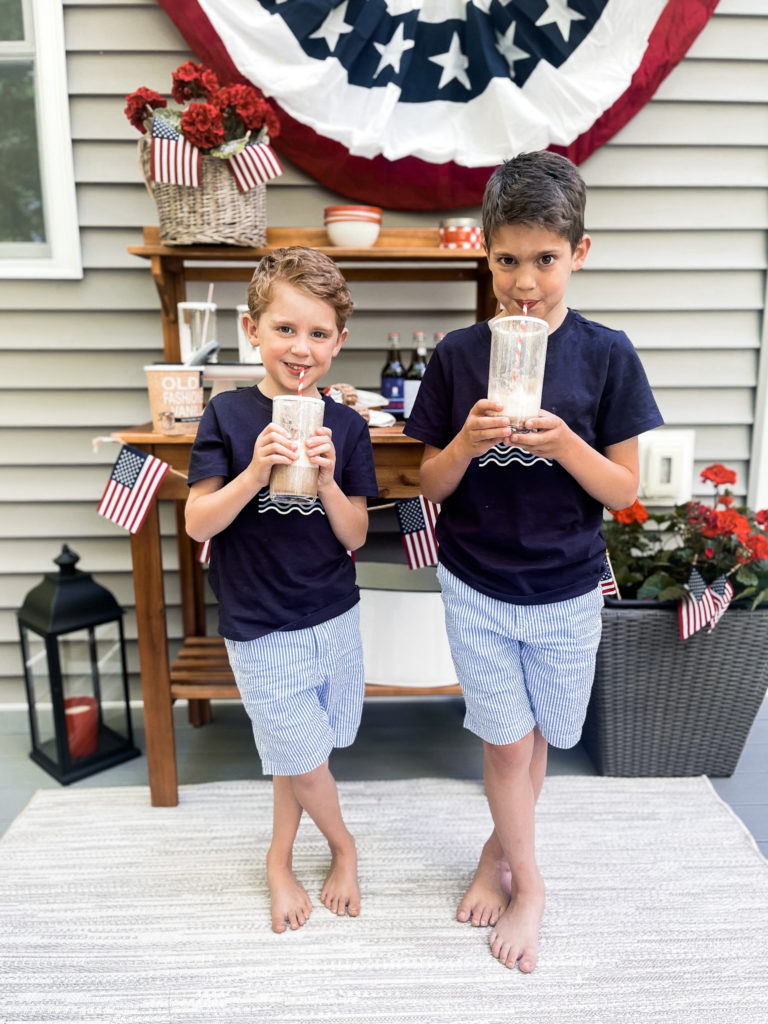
[457,833,513,928]
[489,882,545,972]
[321,837,360,918]
[266,854,312,933]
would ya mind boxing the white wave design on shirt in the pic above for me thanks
[479,444,553,469]
[258,490,326,516]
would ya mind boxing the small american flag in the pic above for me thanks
[228,141,283,192]
[707,574,734,634]
[600,555,619,599]
[197,539,211,564]
[395,496,440,570]
[151,116,201,186]
[678,566,717,640]
[97,445,169,534]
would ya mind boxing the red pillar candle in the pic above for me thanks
[64,697,99,759]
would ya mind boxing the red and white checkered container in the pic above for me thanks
[439,218,483,250]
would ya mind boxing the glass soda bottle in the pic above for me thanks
[381,331,405,418]
[404,331,428,419]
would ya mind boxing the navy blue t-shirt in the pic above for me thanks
[188,387,379,640]
[404,310,663,604]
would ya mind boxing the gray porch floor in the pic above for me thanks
[2,694,767,859]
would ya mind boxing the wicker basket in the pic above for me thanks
[582,600,768,777]
[139,138,267,246]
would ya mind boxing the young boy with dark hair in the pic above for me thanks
[186,247,378,934]
[405,151,663,972]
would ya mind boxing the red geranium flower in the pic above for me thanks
[701,508,751,542]
[179,103,226,150]
[611,499,649,526]
[743,533,768,563]
[171,61,219,104]
[603,460,768,609]
[701,463,737,487]
[213,86,281,139]
[125,61,280,153]
[123,87,166,133]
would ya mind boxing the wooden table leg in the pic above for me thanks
[149,252,186,363]
[175,502,212,728]
[130,499,179,806]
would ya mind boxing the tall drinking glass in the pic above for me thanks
[269,396,325,505]
[488,315,548,431]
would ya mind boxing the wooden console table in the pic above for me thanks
[114,422,459,807]
[129,225,495,362]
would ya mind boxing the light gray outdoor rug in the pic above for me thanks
[1,777,767,1024]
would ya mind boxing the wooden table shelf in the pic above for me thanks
[129,225,495,363]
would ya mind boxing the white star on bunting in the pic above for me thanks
[495,21,530,76]
[309,1,353,53]
[536,0,586,43]
[373,22,415,78]
[429,31,471,90]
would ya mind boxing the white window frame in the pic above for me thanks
[0,0,82,279]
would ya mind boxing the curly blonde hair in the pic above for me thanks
[246,246,353,332]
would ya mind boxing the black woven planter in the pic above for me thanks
[582,600,768,777]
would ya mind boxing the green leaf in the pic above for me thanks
[736,566,759,586]
[657,584,687,602]
[636,572,672,600]
[751,588,768,610]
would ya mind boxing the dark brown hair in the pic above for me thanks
[482,151,587,251]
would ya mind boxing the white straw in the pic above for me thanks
[201,283,214,343]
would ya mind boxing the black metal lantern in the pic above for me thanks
[17,544,140,784]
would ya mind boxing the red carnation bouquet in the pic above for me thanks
[124,61,280,156]
[604,463,768,608]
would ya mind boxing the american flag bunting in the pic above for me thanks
[228,142,283,192]
[395,496,440,570]
[97,445,169,534]
[151,116,201,186]
[157,0,719,209]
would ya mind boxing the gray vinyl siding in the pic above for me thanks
[1,0,767,687]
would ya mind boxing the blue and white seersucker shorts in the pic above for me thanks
[437,563,603,749]
[225,605,364,776]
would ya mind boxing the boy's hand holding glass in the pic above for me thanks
[459,399,513,457]
[506,409,570,457]
[305,427,337,490]
[250,421,299,491]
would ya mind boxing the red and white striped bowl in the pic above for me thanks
[324,205,382,246]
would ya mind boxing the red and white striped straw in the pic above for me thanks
[513,304,528,382]
[297,368,305,397]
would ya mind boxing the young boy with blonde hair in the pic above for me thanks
[186,247,378,933]
[405,151,663,972]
